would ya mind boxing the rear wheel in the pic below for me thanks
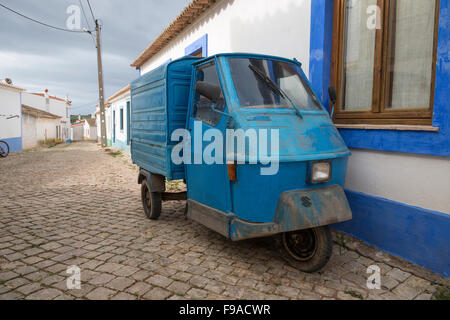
[141,180,162,220]
[0,141,9,158]
[279,226,333,273]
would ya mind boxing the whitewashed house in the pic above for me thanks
[22,104,61,149]
[105,85,131,152]
[126,0,450,276]
[0,81,24,152]
[22,89,72,146]
[71,118,98,141]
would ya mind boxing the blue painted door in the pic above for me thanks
[185,61,231,213]
[113,110,116,143]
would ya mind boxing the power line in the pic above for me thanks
[86,0,96,24]
[78,0,96,46]
[0,3,88,33]
[79,0,92,30]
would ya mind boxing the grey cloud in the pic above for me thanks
[0,0,190,114]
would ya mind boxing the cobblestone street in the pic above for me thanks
[0,142,448,300]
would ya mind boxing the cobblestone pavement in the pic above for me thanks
[0,142,448,300]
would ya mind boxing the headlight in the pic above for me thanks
[311,162,331,183]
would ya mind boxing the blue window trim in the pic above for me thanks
[137,67,141,77]
[309,0,450,157]
[185,34,208,57]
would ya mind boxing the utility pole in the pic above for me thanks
[95,20,107,148]
[84,20,107,148]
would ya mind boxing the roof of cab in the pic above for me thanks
[191,53,303,67]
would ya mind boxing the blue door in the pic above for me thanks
[185,61,231,213]
[113,110,116,143]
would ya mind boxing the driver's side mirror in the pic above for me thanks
[195,81,222,103]
[328,85,337,105]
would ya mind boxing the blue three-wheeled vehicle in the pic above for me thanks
[131,53,352,272]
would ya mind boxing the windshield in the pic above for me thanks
[228,58,322,110]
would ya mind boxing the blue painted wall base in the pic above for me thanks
[333,190,450,277]
[112,139,130,153]
[2,137,22,153]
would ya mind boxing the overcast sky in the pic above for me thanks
[0,0,190,114]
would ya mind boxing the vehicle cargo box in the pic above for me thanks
[130,57,200,180]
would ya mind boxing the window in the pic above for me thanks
[228,58,321,110]
[192,61,226,127]
[331,0,439,125]
[120,108,124,131]
[185,34,208,58]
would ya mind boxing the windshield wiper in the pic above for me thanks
[248,64,303,119]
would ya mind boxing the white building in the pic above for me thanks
[0,81,24,152]
[22,90,71,145]
[71,118,97,141]
[127,0,450,276]
[22,104,62,149]
[104,85,131,152]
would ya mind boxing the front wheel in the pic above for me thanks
[0,141,9,158]
[279,226,333,273]
[141,180,162,220]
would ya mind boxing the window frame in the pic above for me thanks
[191,59,227,127]
[120,107,124,131]
[331,0,440,125]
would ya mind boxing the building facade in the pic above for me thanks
[0,82,24,152]
[71,118,98,141]
[128,0,449,275]
[22,90,72,144]
[105,85,131,152]
[22,104,62,149]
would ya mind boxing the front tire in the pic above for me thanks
[279,226,333,273]
[0,141,9,158]
[141,180,162,220]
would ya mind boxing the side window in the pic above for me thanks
[193,62,226,127]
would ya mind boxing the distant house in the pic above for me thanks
[104,85,131,152]
[71,118,97,141]
[22,89,72,146]
[22,104,62,149]
[83,118,98,141]
[0,81,25,152]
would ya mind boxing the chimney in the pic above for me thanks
[44,89,50,111]
[78,114,81,121]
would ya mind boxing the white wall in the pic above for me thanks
[36,118,58,142]
[71,125,83,141]
[110,93,130,144]
[0,86,22,139]
[22,113,37,149]
[22,92,71,140]
[345,149,450,214]
[140,0,312,75]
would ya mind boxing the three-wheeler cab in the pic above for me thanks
[131,53,352,272]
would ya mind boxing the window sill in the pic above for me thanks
[335,124,440,132]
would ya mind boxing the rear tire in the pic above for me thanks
[141,180,162,220]
[278,226,333,273]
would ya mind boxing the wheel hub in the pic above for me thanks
[283,229,318,261]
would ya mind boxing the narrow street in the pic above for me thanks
[0,142,447,300]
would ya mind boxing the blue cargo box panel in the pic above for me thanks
[130,57,199,180]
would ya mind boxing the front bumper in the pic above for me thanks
[230,185,352,241]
